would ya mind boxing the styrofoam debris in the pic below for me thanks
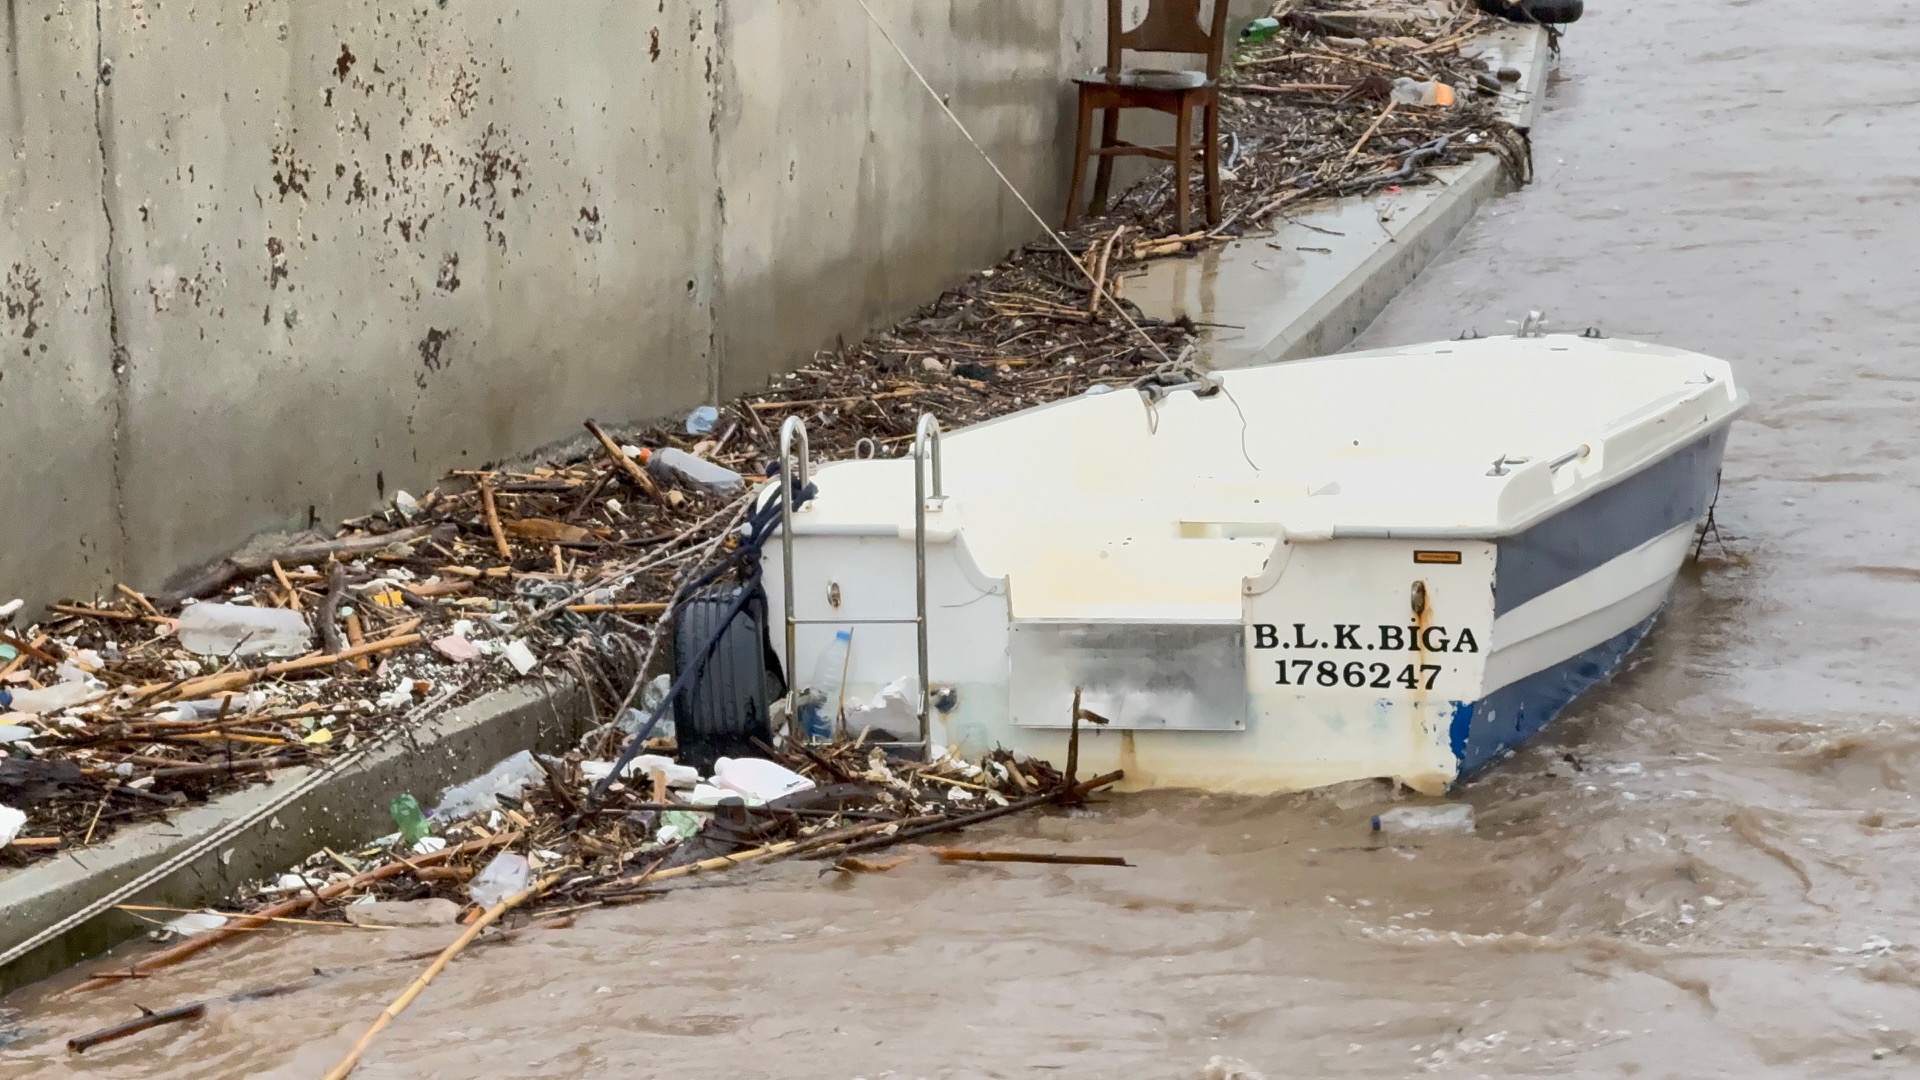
[0,804,24,846]
[714,757,815,802]
[502,639,538,675]
[161,912,229,937]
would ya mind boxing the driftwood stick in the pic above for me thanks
[583,419,666,504]
[66,1002,207,1052]
[930,847,1131,867]
[117,582,162,615]
[138,633,424,702]
[154,525,445,606]
[343,611,370,673]
[1065,688,1082,791]
[478,479,512,560]
[1085,226,1127,320]
[270,560,301,611]
[45,603,145,622]
[316,563,348,656]
[563,602,669,615]
[1342,100,1397,166]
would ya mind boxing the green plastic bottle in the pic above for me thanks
[389,794,431,845]
[1241,16,1281,44]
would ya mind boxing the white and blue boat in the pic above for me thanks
[764,332,1746,793]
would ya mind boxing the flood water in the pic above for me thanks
[8,2,1920,1076]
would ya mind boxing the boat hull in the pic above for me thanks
[762,336,1745,794]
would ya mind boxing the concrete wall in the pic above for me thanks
[713,0,1104,395]
[1,0,1250,614]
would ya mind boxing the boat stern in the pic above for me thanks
[1242,536,1496,794]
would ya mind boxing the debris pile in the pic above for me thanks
[0,427,750,864]
[221,734,1113,926]
[1100,0,1532,242]
[61,733,1122,1000]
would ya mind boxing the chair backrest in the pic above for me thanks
[1105,0,1234,81]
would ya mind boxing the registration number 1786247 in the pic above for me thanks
[1271,659,1441,690]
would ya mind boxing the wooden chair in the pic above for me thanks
[1063,0,1231,234]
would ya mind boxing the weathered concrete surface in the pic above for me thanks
[713,0,1099,397]
[0,679,589,995]
[1129,24,1551,368]
[100,1,721,592]
[0,3,124,606]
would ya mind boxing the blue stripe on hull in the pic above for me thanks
[1447,611,1661,778]
[1493,427,1727,615]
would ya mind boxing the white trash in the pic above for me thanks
[1370,803,1476,837]
[501,639,539,675]
[177,602,313,658]
[686,782,752,807]
[467,852,531,909]
[1201,1056,1268,1080]
[842,676,920,737]
[161,911,229,938]
[0,725,33,744]
[0,804,25,846]
[713,756,815,803]
[4,681,99,714]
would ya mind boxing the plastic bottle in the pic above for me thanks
[642,448,744,495]
[800,630,852,743]
[467,852,531,908]
[1389,77,1456,107]
[684,405,720,435]
[389,794,432,845]
[1370,803,1476,836]
[432,751,543,821]
[1240,16,1280,43]
[177,602,313,658]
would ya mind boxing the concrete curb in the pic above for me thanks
[0,679,590,995]
[1130,25,1552,369]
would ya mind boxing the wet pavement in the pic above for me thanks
[7,1,1920,1076]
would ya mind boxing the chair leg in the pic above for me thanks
[1090,108,1121,216]
[1172,98,1193,234]
[1203,99,1222,225]
[1063,92,1095,230]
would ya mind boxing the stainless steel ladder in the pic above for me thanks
[778,413,944,757]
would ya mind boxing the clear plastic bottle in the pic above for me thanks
[800,630,852,743]
[642,447,744,495]
[1370,803,1476,836]
[177,602,313,657]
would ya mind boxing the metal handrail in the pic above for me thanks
[909,413,945,747]
[779,416,810,724]
[1547,443,1591,470]
[914,413,944,501]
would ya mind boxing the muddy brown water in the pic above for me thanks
[8,3,1920,1076]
